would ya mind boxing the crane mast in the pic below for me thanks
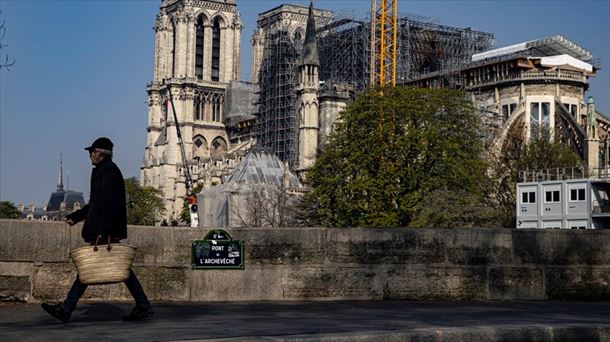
[370,0,398,86]
[167,87,199,227]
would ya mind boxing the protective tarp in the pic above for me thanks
[197,150,302,227]
[538,54,593,72]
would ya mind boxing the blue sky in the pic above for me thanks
[1,0,609,206]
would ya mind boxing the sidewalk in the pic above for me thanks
[1,300,609,341]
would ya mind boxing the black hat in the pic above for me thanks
[84,137,114,151]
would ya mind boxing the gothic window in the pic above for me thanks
[171,23,177,77]
[192,135,208,159]
[502,103,517,119]
[530,101,550,138]
[210,137,227,157]
[195,16,205,80]
[211,18,221,82]
[194,96,202,121]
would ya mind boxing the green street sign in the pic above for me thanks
[191,229,245,270]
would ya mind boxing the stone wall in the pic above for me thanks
[1,220,609,303]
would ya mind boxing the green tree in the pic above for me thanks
[304,86,489,227]
[0,201,20,219]
[409,190,501,228]
[125,177,165,226]
[488,124,582,227]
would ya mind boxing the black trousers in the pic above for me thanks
[61,269,151,312]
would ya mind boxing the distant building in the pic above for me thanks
[19,156,85,221]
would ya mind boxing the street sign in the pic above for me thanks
[191,229,245,270]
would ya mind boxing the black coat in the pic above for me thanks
[66,158,127,243]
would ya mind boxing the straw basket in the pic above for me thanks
[70,244,137,285]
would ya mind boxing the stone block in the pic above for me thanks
[0,261,34,276]
[148,265,189,301]
[190,265,283,301]
[446,229,514,265]
[493,326,550,342]
[551,327,602,342]
[512,230,610,265]
[326,229,445,265]
[243,228,327,265]
[32,263,77,301]
[123,225,162,266]
[545,267,610,301]
[283,266,383,300]
[153,227,202,267]
[0,275,30,301]
[0,220,70,262]
[383,266,487,300]
[489,267,546,300]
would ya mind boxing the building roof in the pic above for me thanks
[472,35,593,63]
[224,149,301,188]
[46,190,86,212]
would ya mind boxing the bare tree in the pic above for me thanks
[232,186,300,228]
[0,10,15,70]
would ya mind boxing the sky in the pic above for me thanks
[1,0,609,207]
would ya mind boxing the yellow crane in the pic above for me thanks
[370,0,398,86]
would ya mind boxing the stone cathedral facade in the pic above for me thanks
[141,0,243,219]
[142,0,352,222]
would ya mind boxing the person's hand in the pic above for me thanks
[65,218,75,226]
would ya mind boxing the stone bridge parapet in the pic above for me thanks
[1,220,609,303]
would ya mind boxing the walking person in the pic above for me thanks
[41,137,153,323]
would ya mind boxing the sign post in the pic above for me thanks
[191,229,245,270]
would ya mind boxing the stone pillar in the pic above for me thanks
[204,25,212,81]
[586,97,599,178]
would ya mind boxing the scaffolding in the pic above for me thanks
[317,11,371,91]
[255,6,494,166]
[397,16,495,84]
[317,11,493,91]
[255,26,301,167]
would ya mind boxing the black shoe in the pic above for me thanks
[41,302,71,323]
[122,306,153,321]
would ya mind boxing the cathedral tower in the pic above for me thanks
[141,0,242,220]
[296,2,320,173]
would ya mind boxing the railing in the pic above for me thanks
[518,167,610,183]
[518,167,585,183]
[467,70,587,89]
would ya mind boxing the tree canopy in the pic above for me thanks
[304,86,489,228]
[0,201,21,219]
[125,177,165,226]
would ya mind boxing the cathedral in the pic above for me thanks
[141,0,607,223]
[141,0,347,221]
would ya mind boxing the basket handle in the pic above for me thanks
[93,235,113,252]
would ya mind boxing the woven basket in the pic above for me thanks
[70,244,137,285]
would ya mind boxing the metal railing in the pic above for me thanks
[518,167,610,183]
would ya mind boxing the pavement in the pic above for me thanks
[1,300,609,342]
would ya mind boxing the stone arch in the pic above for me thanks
[210,136,227,158]
[209,12,228,29]
[193,11,210,26]
[490,103,526,157]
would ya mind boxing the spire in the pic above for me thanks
[300,1,319,66]
[57,154,64,192]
